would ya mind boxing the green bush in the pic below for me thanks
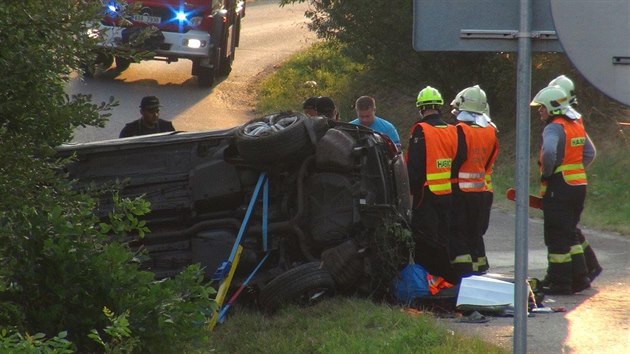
[0,1,218,352]
[0,328,73,354]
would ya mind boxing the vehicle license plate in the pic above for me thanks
[132,14,161,24]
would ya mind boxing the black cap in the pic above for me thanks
[316,96,336,117]
[302,96,319,110]
[140,96,161,109]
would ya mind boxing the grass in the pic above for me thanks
[202,298,508,354]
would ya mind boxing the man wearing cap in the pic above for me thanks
[302,96,319,117]
[119,96,175,138]
[315,96,340,122]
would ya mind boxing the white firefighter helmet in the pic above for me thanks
[530,85,570,115]
[455,85,488,114]
[548,75,577,105]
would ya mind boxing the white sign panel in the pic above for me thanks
[413,0,562,52]
[550,0,630,106]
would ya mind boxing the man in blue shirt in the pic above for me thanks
[349,96,401,148]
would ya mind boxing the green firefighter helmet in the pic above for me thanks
[416,86,444,109]
[548,75,577,105]
[530,85,570,115]
[456,85,488,114]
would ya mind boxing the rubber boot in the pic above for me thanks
[583,244,603,282]
[570,245,591,293]
[542,259,572,295]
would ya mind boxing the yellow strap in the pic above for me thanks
[208,245,243,331]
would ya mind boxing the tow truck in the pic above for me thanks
[89,0,245,87]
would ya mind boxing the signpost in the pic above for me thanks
[415,1,628,352]
[413,1,562,353]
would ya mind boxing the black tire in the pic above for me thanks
[196,65,215,87]
[259,262,335,312]
[219,52,233,77]
[321,240,365,289]
[82,52,114,78]
[235,112,324,164]
[115,56,132,72]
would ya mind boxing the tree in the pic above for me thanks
[0,2,216,352]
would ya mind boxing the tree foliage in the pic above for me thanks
[279,0,626,134]
[0,1,216,352]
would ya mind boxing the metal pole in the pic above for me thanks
[514,0,532,353]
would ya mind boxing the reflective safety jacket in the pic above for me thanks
[417,122,457,195]
[540,117,587,194]
[456,123,499,192]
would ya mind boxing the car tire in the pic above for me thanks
[321,240,365,290]
[115,56,132,72]
[82,52,114,78]
[235,112,324,164]
[259,262,335,312]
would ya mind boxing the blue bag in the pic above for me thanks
[391,263,430,304]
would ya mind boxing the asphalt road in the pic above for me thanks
[66,0,316,143]
[440,206,630,354]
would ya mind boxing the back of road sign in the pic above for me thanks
[413,0,562,52]
[550,0,630,106]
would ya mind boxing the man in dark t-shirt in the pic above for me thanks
[119,96,175,138]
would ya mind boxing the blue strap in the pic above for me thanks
[227,172,267,262]
[262,177,269,252]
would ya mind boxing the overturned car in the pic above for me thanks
[58,112,412,310]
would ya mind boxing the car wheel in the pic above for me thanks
[219,52,233,76]
[235,112,324,164]
[196,65,215,87]
[82,52,114,78]
[259,262,335,312]
[115,56,132,72]
[321,240,365,290]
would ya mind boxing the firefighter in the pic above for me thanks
[450,85,499,277]
[480,102,498,269]
[405,86,459,283]
[548,75,603,283]
[530,85,596,294]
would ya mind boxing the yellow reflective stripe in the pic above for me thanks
[451,254,473,264]
[472,257,488,271]
[555,163,584,173]
[581,240,590,248]
[548,253,571,264]
[458,172,485,179]
[570,244,584,255]
[564,173,587,181]
[427,171,451,180]
[429,183,451,192]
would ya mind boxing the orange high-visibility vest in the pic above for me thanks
[540,117,587,194]
[456,123,498,192]
[415,122,457,195]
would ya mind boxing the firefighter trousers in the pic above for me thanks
[411,189,458,283]
[542,175,589,287]
[451,190,485,278]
